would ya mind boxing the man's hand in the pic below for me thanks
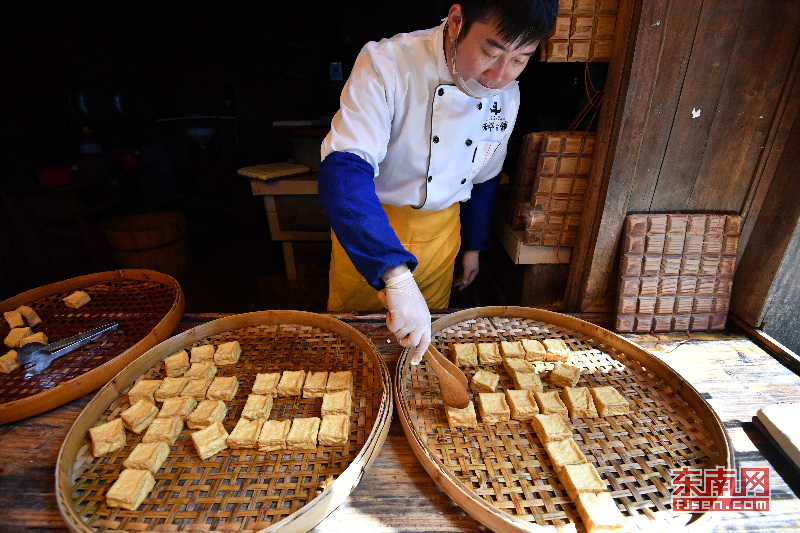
[377,267,431,365]
[453,250,480,291]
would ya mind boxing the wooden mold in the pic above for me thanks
[56,310,392,532]
[542,0,618,62]
[396,306,731,532]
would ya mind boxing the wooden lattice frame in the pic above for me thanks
[396,307,730,533]
[541,0,618,62]
[57,311,392,533]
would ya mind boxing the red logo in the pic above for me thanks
[672,467,769,512]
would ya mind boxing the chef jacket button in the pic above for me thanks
[465,139,472,146]
[461,179,466,184]
[438,88,444,96]
[427,176,433,183]
[432,135,439,143]
[477,102,482,110]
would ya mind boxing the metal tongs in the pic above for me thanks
[17,321,119,375]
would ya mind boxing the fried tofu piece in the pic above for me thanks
[252,372,281,397]
[531,413,572,443]
[286,417,320,450]
[191,421,229,460]
[535,390,569,418]
[3,310,24,328]
[16,305,41,327]
[190,344,215,363]
[522,339,547,361]
[121,400,159,434]
[558,462,607,501]
[63,290,90,309]
[326,370,354,393]
[0,350,20,373]
[574,491,625,533]
[257,419,292,452]
[154,377,188,402]
[241,394,273,420]
[505,389,539,421]
[471,370,500,393]
[206,376,239,401]
[452,343,478,367]
[106,469,155,510]
[563,387,598,419]
[19,331,48,347]
[445,401,478,429]
[513,372,544,392]
[214,340,241,366]
[142,416,184,445]
[503,357,536,378]
[180,378,212,400]
[321,390,352,416]
[184,361,217,380]
[477,392,511,423]
[187,399,227,429]
[590,386,630,417]
[4,327,32,348]
[164,350,190,377]
[128,379,162,404]
[277,370,306,397]
[123,441,170,473]
[318,414,351,446]
[549,363,582,388]
[544,438,587,473]
[89,418,126,457]
[476,342,501,365]
[500,340,525,359]
[227,417,265,449]
[158,396,197,419]
[543,338,570,362]
[302,371,329,398]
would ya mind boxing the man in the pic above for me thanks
[318,1,557,363]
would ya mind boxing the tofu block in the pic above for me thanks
[543,338,570,362]
[590,386,630,417]
[574,491,626,533]
[286,417,320,450]
[187,399,227,429]
[123,442,170,473]
[106,469,155,510]
[164,350,190,377]
[19,331,48,347]
[549,363,582,388]
[180,378,212,400]
[120,400,159,434]
[558,462,607,500]
[63,290,90,309]
[326,370,354,393]
[190,344,215,363]
[3,310,24,328]
[227,417,265,449]
[191,421,229,460]
[318,414,352,446]
[302,371,329,398]
[127,379,162,404]
[471,370,500,393]
[142,416,184,445]
[477,392,511,423]
[452,343,478,367]
[0,350,20,373]
[544,438,587,473]
[499,340,525,359]
[16,305,42,327]
[153,377,188,401]
[258,419,292,452]
[89,418,126,457]
[563,387,598,419]
[277,370,306,397]
[445,401,478,429]
[522,339,547,361]
[206,376,239,401]
[513,372,544,392]
[505,389,539,421]
[321,389,353,416]
[503,357,536,378]
[252,372,281,396]
[184,361,217,380]
[4,327,32,348]
[214,340,241,366]
[241,394,273,420]
[158,396,197,419]
[535,390,569,417]
[531,413,572,443]
[477,342,501,365]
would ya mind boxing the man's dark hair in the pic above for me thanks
[459,0,558,47]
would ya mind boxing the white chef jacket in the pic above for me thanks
[321,21,520,211]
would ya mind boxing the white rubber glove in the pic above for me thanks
[453,250,480,291]
[377,269,431,365]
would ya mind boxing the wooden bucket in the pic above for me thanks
[102,211,190,275]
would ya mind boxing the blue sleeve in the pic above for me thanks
[461,174,501,251]
[318,151,418,289]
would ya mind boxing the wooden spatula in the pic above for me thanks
[425,345,470,409]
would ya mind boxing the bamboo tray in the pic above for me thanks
[395,307,732,532]
[57,310,392,532]
[0,269,184,424]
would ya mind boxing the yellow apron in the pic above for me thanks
[328,203,461,312]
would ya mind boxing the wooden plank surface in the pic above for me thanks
[1,312,798,532]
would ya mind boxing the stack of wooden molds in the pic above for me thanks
[507,132,595,247]
[541,0,618,62]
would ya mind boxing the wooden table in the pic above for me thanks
[2,312,799,531]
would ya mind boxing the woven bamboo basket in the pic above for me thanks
[396,307,732,532]
[56,310,391,532]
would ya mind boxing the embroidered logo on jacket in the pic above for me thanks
[483,102,508,132]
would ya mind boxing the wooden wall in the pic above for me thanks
[566,0,800,313]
